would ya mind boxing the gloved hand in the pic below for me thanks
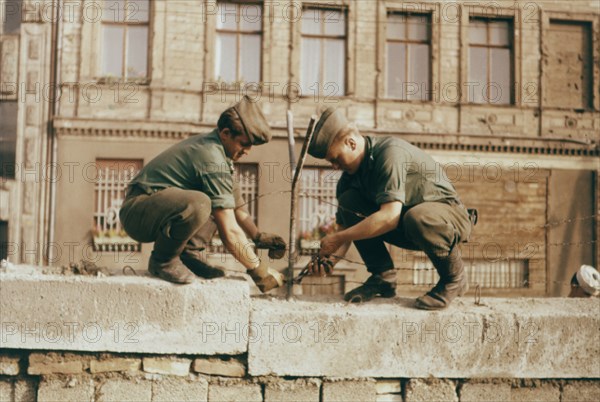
[253,232,287,259]
[307,256,335,277]
[247,259,284,293]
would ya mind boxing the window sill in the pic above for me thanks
[94,77,151,86]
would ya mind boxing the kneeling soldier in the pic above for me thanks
[306,108,472,309]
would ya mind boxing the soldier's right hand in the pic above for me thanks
[307,256,335,277]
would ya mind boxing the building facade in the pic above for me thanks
[1,0,599,297]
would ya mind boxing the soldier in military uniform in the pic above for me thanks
[119,96,285,291]
[306,108,472,310]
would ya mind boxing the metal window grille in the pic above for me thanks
[93,160,142,252]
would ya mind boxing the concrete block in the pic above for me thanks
[38,377,94,402]
[0,381,12,402]
[90,357,141,373]
[511,384,560,402]
[28,353,83,375]
[193,357,246,377]
[563,381,600,402]
[376,380,401,394]
[143,357,191,376]
[14,380,36,402]
[0,357,20,375]
[0,272,251,355]
[151,377,208,402]
[208,383,262,402]
[322,380,377,402]
[405,379,457,402]
[459,382,511,402]
[248,298,600,378]
[264,379,320,402]
[97,378,152,402]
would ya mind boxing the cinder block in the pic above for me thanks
[143,357,191,376]
[563,381,600,402]
[28,353,83,375]
[0,357,20,375]
[90,357,141,373]
[208,383,262,402]
[405,379,457,402]
[0,381,13,402]
[193,357,246,377]
[97,378,152,402]
[264,379,320,402]
[151,377,208,402]
[459,382,511,402]
[511,384,560,402]
[376,380,401,394]
[14,380,37,402]
[322,380,377,402]
[38,377,94,402]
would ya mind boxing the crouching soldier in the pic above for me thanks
[306,108,473,309]
[119,96,286,292]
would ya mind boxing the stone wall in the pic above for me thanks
[0,270,599,401]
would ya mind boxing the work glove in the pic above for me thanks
[307,256,335,277]
[253,232,287,259]
[247,259,284,293]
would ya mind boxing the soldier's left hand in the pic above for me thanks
[253,232,287,259]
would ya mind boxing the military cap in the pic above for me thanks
[308,107,349,159]
[233,95,272,145]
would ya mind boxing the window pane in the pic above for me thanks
[468,47,487,103]
[127,26,148,78]
[489,20,510,46]
[324,10,345,36]
[408,15,429,41]
[215,33,237,81]
[217,2,238,30]
[240,34,261,83]
[387,14,406,40]
[301,8,321,35]
[301,38,321,94]
[490,48,511,104]
[324,39,345,96]
[102,25,124,77]
[127,0,149,23]
[103,0,125,22]
[3,0,22,34]
[408,44,429,100]
[386,43,406,98]
[240,4,262,31]
[0,102,18,178]
[469,20,487,45]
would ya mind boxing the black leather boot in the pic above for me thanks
[344,271,397,303]
[180,250,225,279]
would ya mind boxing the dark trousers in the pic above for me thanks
[119,186,212,260]
[337,189,472,275]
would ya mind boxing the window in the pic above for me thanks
[413,258,528,288]
[300,8,346,97]
[298,168,341,255]
[544,20,593,110]
[386,13,430,100]
[0,102,17,178]
[468,18,512,104]
[1,0,22,34]
[93,159,142,252]
[215,1,262,83]
[100,0,149,79]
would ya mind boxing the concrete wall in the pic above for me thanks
[0,269,599,401]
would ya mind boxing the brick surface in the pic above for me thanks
[459,382,511,402]
[322,380,377,402]
[91,357,141,373]
[143,357,191,376]
[0,357,20,375]
[97,378,152,402]
[563,381,600,402]
[264,379,320,402]
[28,353,83,375]
[0,381,12,402]
[151,377,208,402]
[208,383,262,402]
[37,377,94,402]
[193,357,246,377]
[14,380,37,402]
[511,384,560,402]
[405,379,457,402]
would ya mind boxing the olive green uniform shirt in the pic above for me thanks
[130,129,236,210]
[336,136,458,222]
